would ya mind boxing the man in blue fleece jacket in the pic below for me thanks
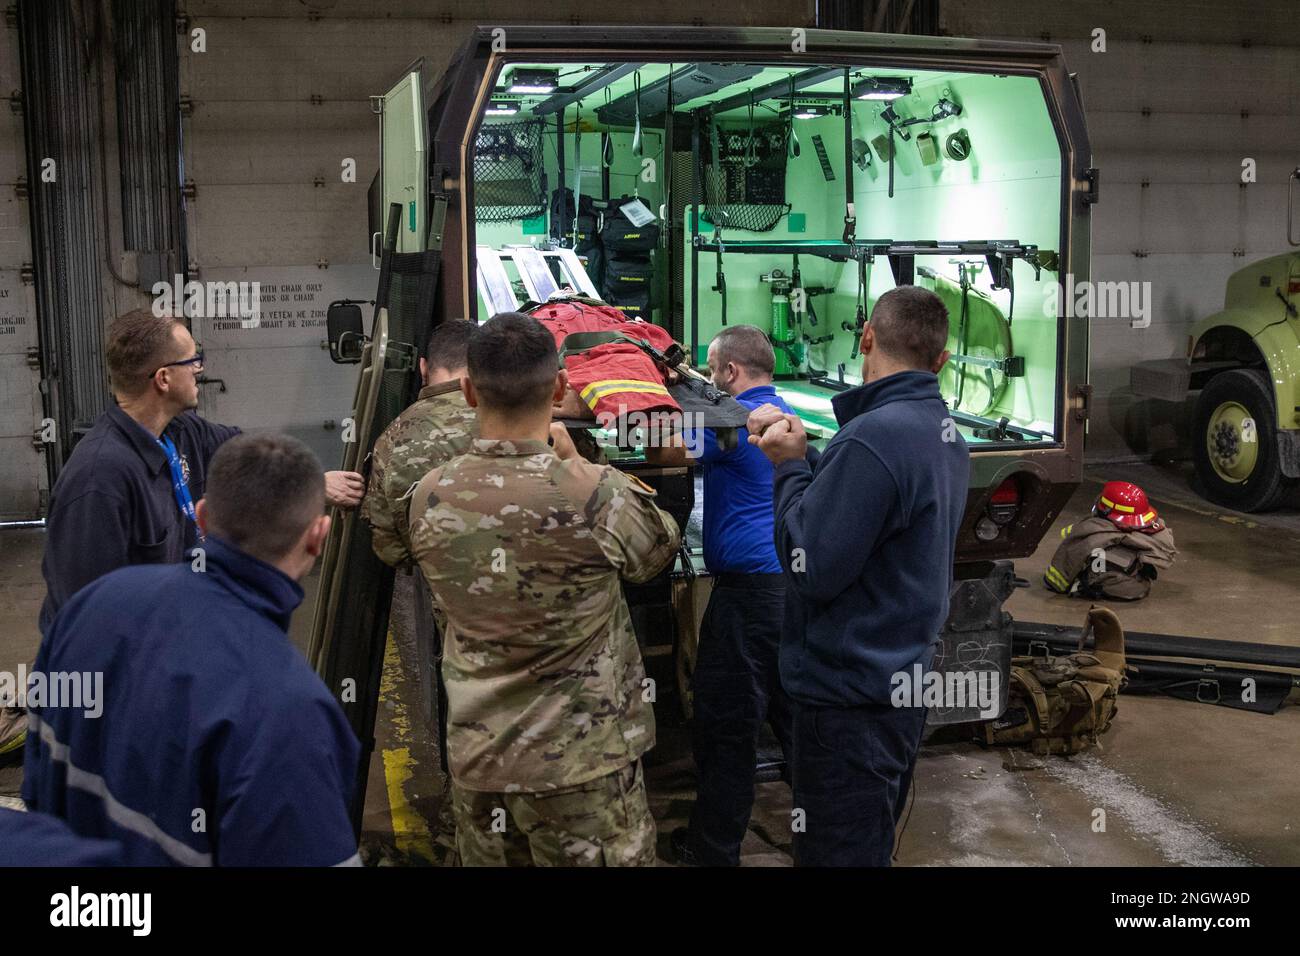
[24,433,360,866]
[747,285,970,866]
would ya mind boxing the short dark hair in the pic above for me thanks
[424,318,474,373]
[868,286,950,369]
[712,325,775,377]
[466,312,559,411]
[204,433,324,562]
[105,309,185,397]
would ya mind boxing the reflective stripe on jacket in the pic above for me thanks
[530,301,681,419]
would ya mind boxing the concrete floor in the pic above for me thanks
[2,460,1297,864]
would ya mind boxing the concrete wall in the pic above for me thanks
[941,0,1300,463]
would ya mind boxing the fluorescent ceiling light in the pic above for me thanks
[854,76,912,101]
[486,99,520,115]
[782,100,836,119]
[505,68,558,95]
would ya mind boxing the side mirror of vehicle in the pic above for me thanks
[327,301,366,364]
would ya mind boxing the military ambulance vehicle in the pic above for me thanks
[314,25,1096,818]
[1132,166,1300,513]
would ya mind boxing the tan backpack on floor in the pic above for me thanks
[979,606,1127,756]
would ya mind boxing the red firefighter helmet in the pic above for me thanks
[1093,480,1161,531]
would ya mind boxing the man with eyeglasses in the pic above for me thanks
[36,308,365,634]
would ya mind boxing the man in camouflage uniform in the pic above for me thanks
[362,318,476,863]
[363,319,478,569]
[408,312,680,867]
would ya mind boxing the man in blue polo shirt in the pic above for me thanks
[671,325,796,867]
[23,433,360,866]
[37,308,363,634]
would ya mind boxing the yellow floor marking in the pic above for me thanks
[380,631,435,862]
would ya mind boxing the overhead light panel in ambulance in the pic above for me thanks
[505,68,558,95]
[485,98,521,116]
[854,76,912,101]
[783,103,833,120]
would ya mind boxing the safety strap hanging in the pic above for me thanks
[706,111,728,325]
[602,89,614,169]
[555,107,567,242]
[787,75,800,159]
[955,262,972,407]
[632,72,643,157]
[572,101,583,243]
[849,256,867,359]
[745,92,758,169]
[842,68,856,244]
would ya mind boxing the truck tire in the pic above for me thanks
[1192,369,1295,512]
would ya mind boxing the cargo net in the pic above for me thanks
[699,123,792,233]
[473,120,546,222]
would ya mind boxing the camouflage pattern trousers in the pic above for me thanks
[451,760,656,866]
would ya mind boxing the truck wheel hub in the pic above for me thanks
[1206,400,1258,483]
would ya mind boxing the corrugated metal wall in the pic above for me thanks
[17,0,116,467]
[8,0,177,517]
[114,0,184,273]
[0,8,44,518]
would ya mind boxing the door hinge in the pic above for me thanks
[1080,167,1100,205]
[14,175,26,199]
[1073,383,1093,421]
[25,345,40,371]
[20,262,34,284]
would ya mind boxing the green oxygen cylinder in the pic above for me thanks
[766,271,800,377]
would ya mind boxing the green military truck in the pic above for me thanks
[314,25,1097,820]
[1132,166,1300,512]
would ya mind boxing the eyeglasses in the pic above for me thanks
[156,347,204,376]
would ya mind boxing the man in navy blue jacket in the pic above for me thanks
[38,308,363,634]
[23,433,360,866]
[748,285,970,866]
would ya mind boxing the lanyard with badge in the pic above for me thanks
[156,434,204,541]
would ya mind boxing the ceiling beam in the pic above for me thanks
[699,66,844,115]
[531,63,645,116]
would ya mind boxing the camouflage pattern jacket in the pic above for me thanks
[362,379,478,569]
[408,438,680,792]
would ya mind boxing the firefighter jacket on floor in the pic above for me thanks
[1044,516,1177,601]
[528,300,680,421]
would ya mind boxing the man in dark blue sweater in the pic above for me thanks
[748,285,970,866]
[24,433,360,866]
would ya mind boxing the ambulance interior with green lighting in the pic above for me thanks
[317,29,1096,742]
